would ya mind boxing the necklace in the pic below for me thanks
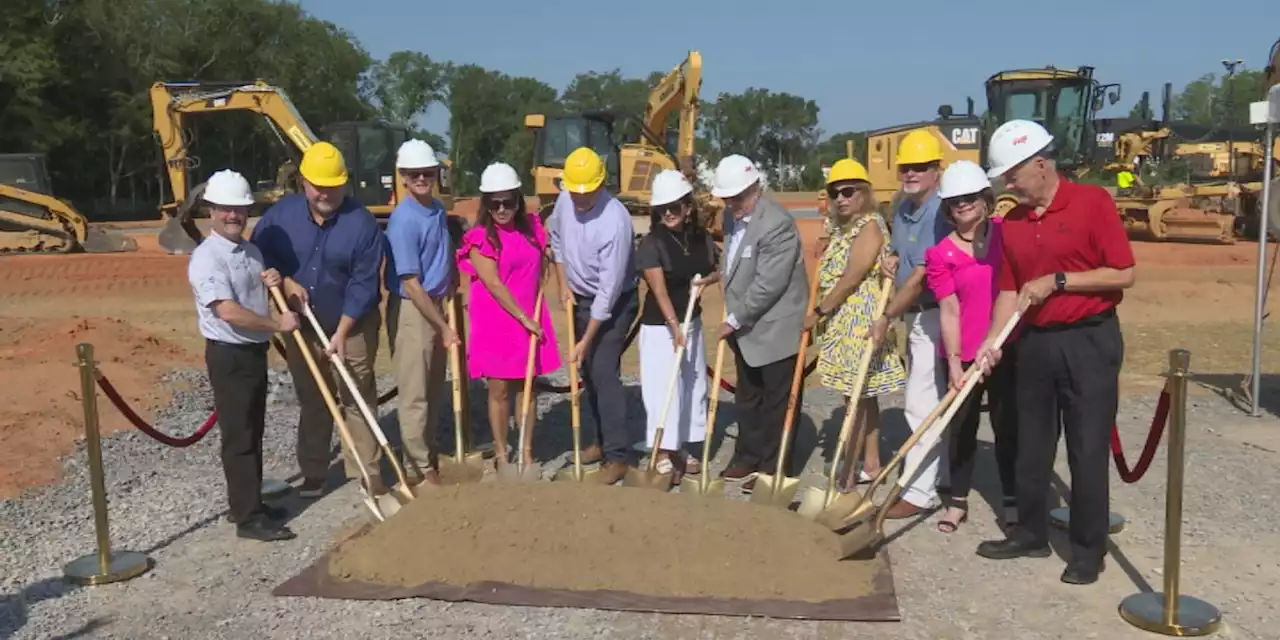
[670,230,690,255]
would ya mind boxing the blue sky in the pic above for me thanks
[298,0,1276,146]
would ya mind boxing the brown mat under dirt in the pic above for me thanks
[273,525,901,621]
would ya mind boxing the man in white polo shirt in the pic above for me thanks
[187,169,300,542]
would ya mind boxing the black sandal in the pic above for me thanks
[936,497,968,534]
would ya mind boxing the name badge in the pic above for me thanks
[742,246,753,259]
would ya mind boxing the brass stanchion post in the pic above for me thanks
[63,343,154,586]
[1118,349,1222,636]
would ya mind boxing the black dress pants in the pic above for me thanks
[727,338,802,474]
[947,342,1019,503]
[205,339,270,522]
[573,288,640,464]
[1014,311,1123,569]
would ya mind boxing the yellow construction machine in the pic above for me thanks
[523,51,712,236]
[0,153,137,255]
[150,80,453,254]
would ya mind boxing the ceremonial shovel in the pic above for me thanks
[795,274,895,520]
[749,264,824,508]
[298,304,417,505]
[836,311,1023,559]
[681,301,728,498]
[446,294,486,473]
[497,290,545,484]
[553,294,598,482]
[624,276,704,491]
[268,286,398,522]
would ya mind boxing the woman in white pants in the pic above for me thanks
[635,170,720,485]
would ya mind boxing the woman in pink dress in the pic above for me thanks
[457,162,560,472]
[925,160,1019,534]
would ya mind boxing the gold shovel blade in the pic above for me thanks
[815,494,876,531]
[795,486,834,520]
[622,468,673,491]
[680,477,725,498]
[838,523,884,560]
[748,473,800,507]
[496,462,542,484]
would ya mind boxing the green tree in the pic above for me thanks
[362,50,450,149]
[1172,70,1267,126]
[444,64,557,194]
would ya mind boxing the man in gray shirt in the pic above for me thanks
[549,147,639,485]
[870,131,953,519]
[187,169,300,542]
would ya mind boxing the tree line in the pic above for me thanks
[1,0,1267,220]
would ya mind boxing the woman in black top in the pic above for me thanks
[635,170,720,485]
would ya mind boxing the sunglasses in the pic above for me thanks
[827,185,859,199]
[898,162,938,175]
[944,192,983,207]
[487,198,516,212]
[653,202,684,217]
[401,169,438,181]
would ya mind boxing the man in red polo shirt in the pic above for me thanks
[972,119,1136,586]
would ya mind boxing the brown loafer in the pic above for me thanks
[884,498,926,520]
[579,444,603,466]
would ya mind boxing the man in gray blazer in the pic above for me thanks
[711,154,810,493]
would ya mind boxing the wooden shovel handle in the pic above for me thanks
[768,258,825,481]
[517,290,545,464]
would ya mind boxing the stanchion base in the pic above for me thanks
[261,477,291,501]
[63,550,153,586]
[1049,507,1126,534]
[1119,592,1223,636]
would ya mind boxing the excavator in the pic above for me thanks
[523,50,709,237]
[0,153,138,255]
[150,80,453,254]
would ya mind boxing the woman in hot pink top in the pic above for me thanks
[457,162,561,473]
[924,160,1019,534]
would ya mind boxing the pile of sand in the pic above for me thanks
[328,481,881,603]
[0,317,197,498]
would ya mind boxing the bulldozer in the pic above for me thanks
[0,153,137,255]
[522,50,716,238]
[150,80,453,254]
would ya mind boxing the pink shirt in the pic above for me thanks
[924,218,1006,362]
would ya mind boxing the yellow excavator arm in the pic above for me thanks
[642,50,702,175]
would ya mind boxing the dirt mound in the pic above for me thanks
[0,316,199,498]
[328,481,880,603]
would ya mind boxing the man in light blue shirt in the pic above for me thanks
[383,139,458,486]
[870,131,954,519]
[549,147,639,484]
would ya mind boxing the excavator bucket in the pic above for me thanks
[80,227,138,253]
[158,217,201,255]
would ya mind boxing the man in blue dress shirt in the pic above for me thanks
[250,142,387,499]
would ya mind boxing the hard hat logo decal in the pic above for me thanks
[1013,135,1028,145]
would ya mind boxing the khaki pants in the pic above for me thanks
[387,294,448,476]
[285,313,382,482]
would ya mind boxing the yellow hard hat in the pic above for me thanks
[299,142,349,187]
[560,147,606,194]
[896,129,944,165]
[826,158,870,186]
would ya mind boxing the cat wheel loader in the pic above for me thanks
[0,153,137,255]
[150,80,454,254]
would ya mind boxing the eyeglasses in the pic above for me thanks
[487,198,516,212]
[944,193,983,207]
[401,169,438,181]
[827,185,859,200]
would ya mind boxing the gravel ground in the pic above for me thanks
[2,359,1277,639]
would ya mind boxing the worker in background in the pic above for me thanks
[1115,168,1135,195]
[974,120,1136,586]
[869,129,953,519]
[187,169,298,542]
[384,139,459,487]
[711,154,809,494]
[250,142,386,500]
[548,147,639,485]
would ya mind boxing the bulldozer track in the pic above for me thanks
[0,254,187,300]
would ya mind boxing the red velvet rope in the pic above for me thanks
[95,375,219,447]
[1110,389,1171,484]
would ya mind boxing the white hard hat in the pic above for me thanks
[479,162,521,193]
[938,160,992,199]
[202,169,255,207]
[710,154,761,198]
[396,139,440,169]
[650,169,693,207]
[986,119,1054,178]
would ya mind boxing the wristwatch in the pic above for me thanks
[1054,271,1067,292]
[813,305,829,318]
